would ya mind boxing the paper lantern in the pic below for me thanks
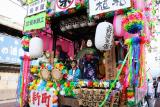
[29,37,43,58]
[133,0,145,11]
[95,22,113,51]
[113,15,124,37]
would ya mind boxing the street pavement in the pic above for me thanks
[0,99,16,107]
[0,102,16,107]
[155,98,160,107]
[0,99,159,107]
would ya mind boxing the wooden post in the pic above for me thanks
[104,44,117,80]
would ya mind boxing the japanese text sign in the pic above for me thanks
[55,0,75,12]
[29,90,57,107]
[27,0,46,16]
[89,0,131,16]
[0,33,24,64]
[24,12,46,32]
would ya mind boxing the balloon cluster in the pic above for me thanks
[21,34,31,52]
[122,9,144,34]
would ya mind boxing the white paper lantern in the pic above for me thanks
[29,37,43,58]
[95,22,113,51]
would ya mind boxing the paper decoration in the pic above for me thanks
[95,22,113,51]
[21,34,31,52]
[24,12,46,32]
[122,9,144,34]
[29,37,43,58]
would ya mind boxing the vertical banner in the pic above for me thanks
[22,55,30,106]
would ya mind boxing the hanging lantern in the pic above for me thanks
[113,15,124,37]
[95,22,113,51]
[132,0,145,11]
[122,9,144,34]
[21,34,31,52]
[29,37,43,58]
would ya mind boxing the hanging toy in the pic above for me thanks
[122,9,144,34]
[21,33,31,52]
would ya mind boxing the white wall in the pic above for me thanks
[0,0,27,30]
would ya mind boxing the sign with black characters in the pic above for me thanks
[27,0,46,16]
[24,12,46,32]
[89,0,131,16]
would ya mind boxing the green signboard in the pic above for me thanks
[23,12,46,32]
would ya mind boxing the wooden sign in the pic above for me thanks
[104,44,117,80]
[77,88,120,107]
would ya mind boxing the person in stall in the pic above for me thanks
[56,45,71,69]
[67,60,81,81]
[80,52,99,80]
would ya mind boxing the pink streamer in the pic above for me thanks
[22,55,30,106]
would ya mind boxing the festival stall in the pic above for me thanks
[17,0,158,107]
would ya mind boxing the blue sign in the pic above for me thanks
[0,33,24,64]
